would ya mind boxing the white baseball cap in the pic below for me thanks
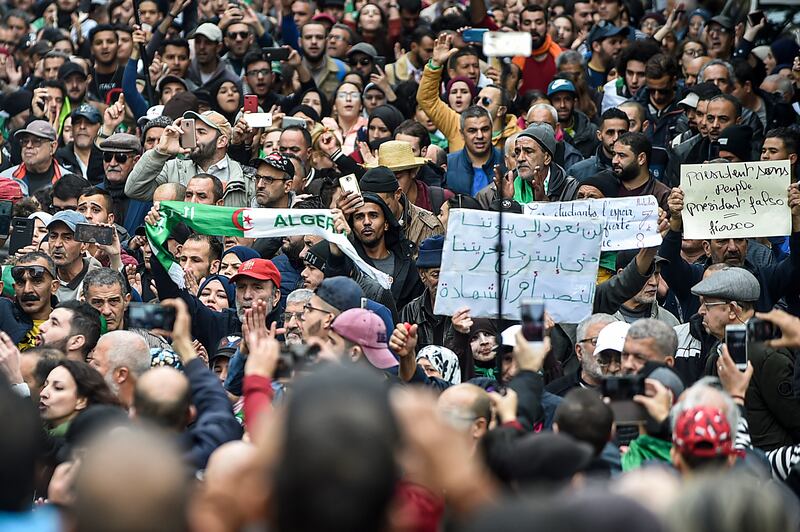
[594,321,630,355]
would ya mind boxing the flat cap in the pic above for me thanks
[100,133,142,153]
[690,267,760,302]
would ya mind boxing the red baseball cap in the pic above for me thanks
[331,308,398,370]
[230,258,282,286]
[0,177,23,203]
[672,406,734,458]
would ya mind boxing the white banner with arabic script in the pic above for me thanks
[434,209,603,323]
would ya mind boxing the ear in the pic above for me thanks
[596,128,603,142]
[272,287,281,310]
[591,41,600,54]
[349,345,362,363]
[642,119,650,132]
[574,343,584,362]
[218,134,229,149]
[75,395,88,411]
[67,334,86,354]
[123,292,131,310]
[215,198,224,205]
[115,366,129,384]
[284,178,293,194]
[107,212,115,225]
[394,188,402,202]
[420,145,428,158]
[665,355,674,368]
[0,280,4,295]
[50,279,60,296]
[637,152,647,166]
[497,105,507,119]
[544,152,552,166]
[735,115,742,125]
[210,259,220,274]
[791,154,798,166]
[702,240,712,257]
[187,404,197,426]
[473,417,488,439]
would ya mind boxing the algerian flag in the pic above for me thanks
[146,201,391,289]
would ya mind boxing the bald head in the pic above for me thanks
[133,367,190,430]
[203,441,269,524]
[153,182,187,202]
[437,383,491,440]
[73,429,189,532]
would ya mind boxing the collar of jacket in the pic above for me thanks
[546,163,568,200]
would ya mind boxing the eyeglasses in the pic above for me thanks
[283,311,304,323]
[648,87,673,95]
[328,34,348,43]
[474,96,493,106]
[578,336,598,346]
[11,265,53,283]
[700,301,730,310]
[303,302,331,316]
[50,204,78,212]
[226,31,250,40]
[103,152,130,163]
[708,25,730,34]
[255,173,290,184]
[19,136,49,147]
[246,68,271,77]
[337,91,360,100]
[349,57,372,67]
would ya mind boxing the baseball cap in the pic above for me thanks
[59,61,88,80]
[157,75,189,94]
[183,110,232,140]
[192,22,223,43]
[315,276,363,312]
[416,235,444,269]
[547,78,577,96]
[672,406,735,458]
[0,178,23,204]
[690,267,759,302]
[708,15,734,31]
[230,258,282,286]
[47,210,87,232]
[588,22,630,45]
[594,320,630,356]
[71,104,102,124]
[14,120,57,141]
[347,42,378,59]
[212,335,242,362]
[678,92,699,109]
[249,152,295,179]
[28,211,53,226]
[331,308,398,369]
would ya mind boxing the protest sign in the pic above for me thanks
[680,160,791,239]
[524,195,661,251]
[434,209,603,323]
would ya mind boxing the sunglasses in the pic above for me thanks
[349,57,372,67]
[474,96,493,106]
[648,87,673,95]
[103,152,130,163]
[11,265,53,283]
[226,31,250,40]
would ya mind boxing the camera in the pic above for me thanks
[274,343,321,379]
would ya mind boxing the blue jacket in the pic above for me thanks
[0,297,33,345]
[444,147,505,197]
[180,358,243,470]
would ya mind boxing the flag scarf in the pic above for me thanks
[146,201,391,289]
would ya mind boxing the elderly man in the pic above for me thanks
[437,383,492,448]
[98,132,151,234]
[620,318,680,375]
[125,111,254,207]
[89,331,151,408]
[47,210,101,302]
[0,121,70,195]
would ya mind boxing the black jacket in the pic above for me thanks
[399,290,455,354]
[568,145,613,182]
[0,298,34,345]
[56,143,106,184]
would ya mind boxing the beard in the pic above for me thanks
[104,372,120,396]
[531,32,545,49]
[614,162,639,182]
[191,137,219,167]
[236,296,275,322]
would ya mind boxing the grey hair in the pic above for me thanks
[670,376,740,434]
[626,318,678,360]
[528,103,558,128]
[556,49,583,69]
[459,105,492,131]
[287,288,313,305]
[576,313,618,344]
[83,267,127,299]
[504,133,520,158]
[763,74,795,100]
[97,331,151,378]
[698,59,734,84]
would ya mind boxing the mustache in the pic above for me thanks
[20,293,40,302]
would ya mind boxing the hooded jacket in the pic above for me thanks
[568,144,613,183]
[474,162,580,208]
[564,109,599,158]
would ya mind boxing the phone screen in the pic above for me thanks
[520,300,544,342]
[180,118,196,149]
[725,327,748,367]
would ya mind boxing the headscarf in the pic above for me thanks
[416,345,461,385]
[445,76,478,102]
[208,79,244,125]
[289,104,321,124]
[197,274,236,308]
[222,245,260,263]
[368,104,404,139]
[300,87,331,118]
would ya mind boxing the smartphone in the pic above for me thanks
[601,375,647,424]
[462,28,488,43]
[127,303,176,331]
[747,318,782,343]
[747,10,764,27]
[483,31,532,58]
[373,55,386,72]
[244,94,258,113]
[282,116,307,129]
[520,299,544,344]
[74,223,115,245]
[725,324,748,370]
[8,217,34,255]
[339,173,364,206]
[262,47,291,62]
[0,200,12,235]
[180,118,196,149]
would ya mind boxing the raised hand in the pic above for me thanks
[155,119,192,157]
[102,94,127,136]
[431,34,458,68]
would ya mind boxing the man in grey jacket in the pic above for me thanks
[612,249,680,327]
[124,110,255,207]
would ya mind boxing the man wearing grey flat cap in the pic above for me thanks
[691,267,800,451]
[477,122,580,209]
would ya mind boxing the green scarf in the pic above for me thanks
[621,434,672,471]
[513,175,535,203]
[48,421,71,438]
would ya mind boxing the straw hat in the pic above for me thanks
[365,140,427,172]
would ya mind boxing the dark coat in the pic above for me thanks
[56,143,105,185]
[0,298,34,345]
[444,146,505,196]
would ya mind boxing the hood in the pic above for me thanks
[350,192,403,250]
[545,163,569,200]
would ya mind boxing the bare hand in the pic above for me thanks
[102,94,127,135]
[330,207,351,235]
[389,323,418,359]
[193,339,209,365]
[144,201,162,226]
[231,114,255,146]
[0,331,24,385]
[755,309,800,349]
[512,329,550,373]
[489,388,518,423]
[493,165,514,200]
[125,264,143,296]
[431,34,458,67]
[155,119,191,157]
[358,141,378,166]
[717,344,753,402]
[451,307,473,334]
[336,191,364,217]
[245,322,282,377]
[633,378,672,423]
[153,298,196,361]
[318,129,341,156]
[667,187,684,219]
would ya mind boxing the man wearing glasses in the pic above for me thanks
[221,22,256,77]
[705,15,735,60]
[98,132,152,234]
[0,251,60,351]
[346,42,378,84]
[300,276,363,343]
[251,152,295,209]
[242,47,315,112]
[0,120,70,195]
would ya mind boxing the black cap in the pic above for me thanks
[304,240,330,270]
[717,124,753,162]
[250,152,295,179]
[615,249,668,271]
[359,166,399,194]
[59,61,88,79]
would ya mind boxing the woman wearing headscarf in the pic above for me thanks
[416,345,462,386]
[198,274,236,312]
[351,104,405,164]
[208,79,245,126]
[219,246,260,278]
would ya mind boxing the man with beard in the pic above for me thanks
[546,314,618,396]
[301,21,348,101]
[633,54,683,151]
[47,210,102,302]
[36,300,101,362]
[612,250,679,326]
[586,23,630,91]
[187,23,240,91]
[59,62,94,107]
[88,331,150,408]
[56,104,105,181]
[284,289,313,345]
[179,234,222,284]
[570,108,629,182]
[611,132,670,210]
[509,5,562,94]
[0,252,60,351]
[88,24,124,104]
[299,276,363,342]
[125,111,254,207]
[221,22,257,77]
[252,152,295,208]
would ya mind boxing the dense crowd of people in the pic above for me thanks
[2,0,800,530]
